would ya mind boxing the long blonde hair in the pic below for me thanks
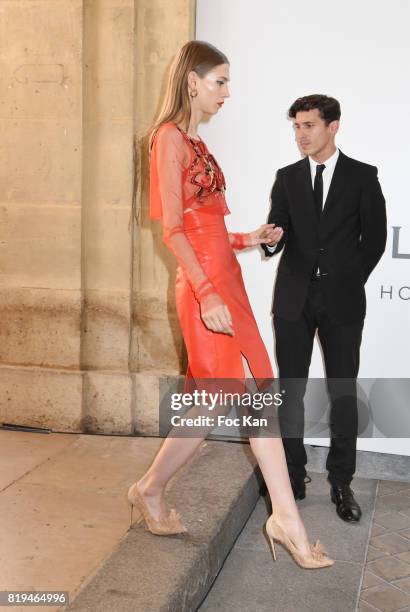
[148,40,229,150]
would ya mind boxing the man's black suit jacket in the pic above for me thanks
[261,151,387,324]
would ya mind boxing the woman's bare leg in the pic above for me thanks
[136,436,206,520]
[136,386,231,520]
[242,355,311,555]
[249,436,311,555]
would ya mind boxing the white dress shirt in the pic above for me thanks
[266,148,340,252]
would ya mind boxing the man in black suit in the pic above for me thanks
[262,95,387,522]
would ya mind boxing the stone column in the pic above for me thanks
[80,0,136,433]
[0,0,84,430]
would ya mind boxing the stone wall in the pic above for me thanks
[0,0,195,433]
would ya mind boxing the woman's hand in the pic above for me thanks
[200,292,234,335]
[247,223,284,247]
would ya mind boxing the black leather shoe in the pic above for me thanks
[330,483,362,522]
[290,474,311,500]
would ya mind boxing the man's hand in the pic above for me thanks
[248,223,284,247]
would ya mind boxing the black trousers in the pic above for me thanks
[274,279,364,486]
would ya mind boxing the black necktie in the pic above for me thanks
[313,164,326,220]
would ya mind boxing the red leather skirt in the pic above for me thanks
[175,203,274,389]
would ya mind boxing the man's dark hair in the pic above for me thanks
[288,94,341,124]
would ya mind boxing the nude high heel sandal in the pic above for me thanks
[265,508,334,569]
[127,483,188,535]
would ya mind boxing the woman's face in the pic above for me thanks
[189,63,230,115]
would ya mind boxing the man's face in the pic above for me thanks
[292,109,339,157]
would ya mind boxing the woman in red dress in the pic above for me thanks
[128,41,333,569]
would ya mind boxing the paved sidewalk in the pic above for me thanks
[1,429,409,612]
[359,480,410,611]
[0,430,162,610]
[197,476,410,612]
[199,474,377,612]
[0,429,260,612]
